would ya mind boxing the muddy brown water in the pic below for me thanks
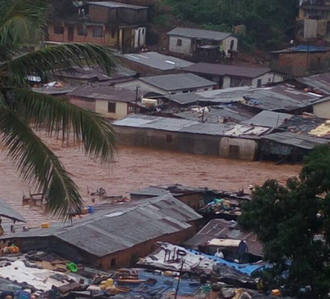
[0,138,301,225]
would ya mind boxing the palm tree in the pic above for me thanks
[0,0,117,219]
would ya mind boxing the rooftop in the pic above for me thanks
[123,52,194,71]
[270,45,330,54]
[140,73,217,92]
[296,73,330,95]
[68,84,144,102]
[167,27,232,41]
[168,86,257,105]
[243,84,323,112]
[87,1,147,10]
[184,219,263,257]
[262,131,329,150]
[0,198,26,223]
[183,63,272,79]
[114,114,269,138]
[1,194,201,257]
[54,66,136,82]
[242,111,293,128]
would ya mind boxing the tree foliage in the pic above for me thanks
[0,0,117,219]
[165,0,297,50]
[239,146,330,298]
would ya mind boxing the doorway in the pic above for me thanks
[68,26,74,42]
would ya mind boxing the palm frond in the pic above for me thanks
[3,43,118,86]
[0,0,47,47]
[0,107,83,219]
[9,88,116,163]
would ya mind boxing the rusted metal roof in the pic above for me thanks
[184,219,263,256]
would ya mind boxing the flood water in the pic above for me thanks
[0,139,301,225]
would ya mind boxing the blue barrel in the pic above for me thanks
[87,206,93,214]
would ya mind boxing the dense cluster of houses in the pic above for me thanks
[28,0,330,163]
[0,184,277,298]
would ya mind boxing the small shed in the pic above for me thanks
[167,27,238,62]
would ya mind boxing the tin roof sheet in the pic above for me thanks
[167,27,232,41]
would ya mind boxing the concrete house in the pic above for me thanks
[296,0,330,40]
[183,63,283,88]
[167,27,238,62]
[68,84,144,119]
[47,1,148,52]
[115,73,217,95]
[270,45,330,76]
[114,114,270,161]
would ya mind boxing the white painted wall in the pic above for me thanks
[223,76,231,88]
[219,137,257,161]
[169,36,192,55]
[313,101,330,119]
[95,100,128,119]
[252,72,283,87]
[134,27,146,48]
[222,36,238,54]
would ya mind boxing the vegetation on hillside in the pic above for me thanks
[160,0,297,50]
[239,146,330,298]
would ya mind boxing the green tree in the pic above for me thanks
[0,0,117,219]
[239,146,330,298]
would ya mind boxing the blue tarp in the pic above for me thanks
[188,249,266,276]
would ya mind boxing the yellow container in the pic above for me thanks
[41,222,50,229]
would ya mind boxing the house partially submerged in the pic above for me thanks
[68,84,144,119]
[122,52,194,76]
[167,27,238,62]
[1,194,202,269]
[270,45,330,76]
[115,73,217,95]
[47,1,149,52]
[183,63,283,88]
[261,131,329,161]
[113,114,270,160]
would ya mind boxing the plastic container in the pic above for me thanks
[41,223,49,229]
[87,206,93,214]
[271,289,281,296]
[67,262,78,273]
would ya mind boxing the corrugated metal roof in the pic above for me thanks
[114,114,230,136]
[262,131,329,149]
[242,111,293,128]
[0,198,26,222]
[68,84,144,102]
[140,73,216,92]
[53,194,201,257]
[243,85,323,112]
[123,52,193,71]
[184,63,272,79]
[167,27,232,41]
[114,114,269,137]
[184,219,263,256]
[88,1,147,10]
[297,73,330,95]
